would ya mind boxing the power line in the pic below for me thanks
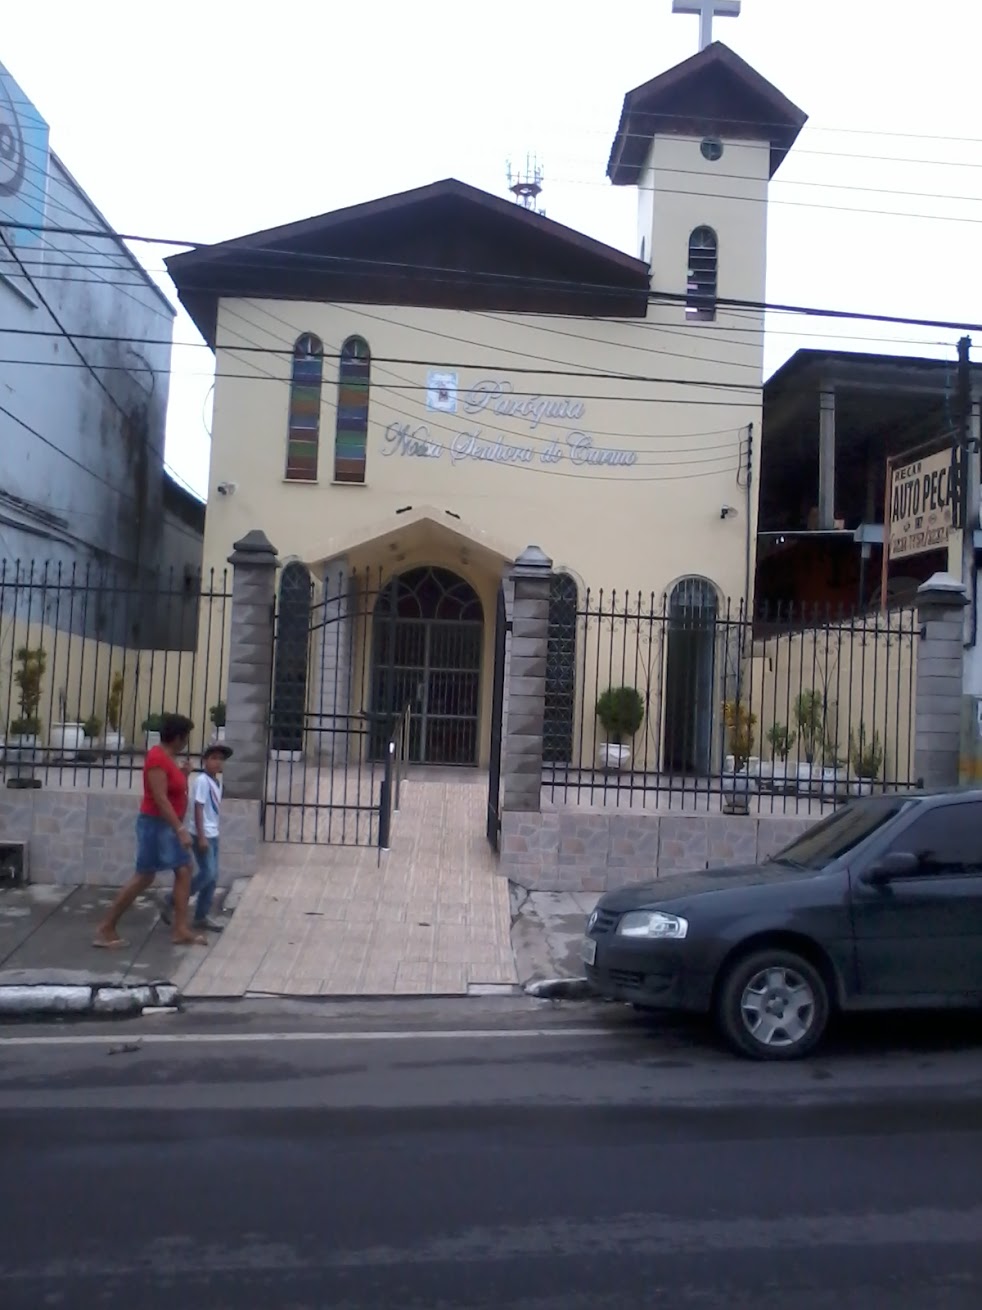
[8,83,982,147]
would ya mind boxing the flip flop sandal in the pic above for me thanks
[92,937,127,950]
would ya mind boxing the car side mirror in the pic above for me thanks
[866,851,919,883]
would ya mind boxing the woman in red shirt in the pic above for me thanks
[94,712,206,948]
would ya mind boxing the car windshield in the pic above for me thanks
[773,798,912,870]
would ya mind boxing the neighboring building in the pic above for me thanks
[0,60,203,642]
[167,40,807,770]
[756,349,982,615]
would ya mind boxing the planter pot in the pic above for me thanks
[145,731,161,751]
[797,762,824,796]
[212,726,226,743]
[850,778,875,797]
[819,767,847,798]
[50,722,86,760]
[721,764,758,813]
[597,743,632,772]
[104,730,125,754]
[768,762,793,794]
[5,733,40,786]
[5,733,38,763]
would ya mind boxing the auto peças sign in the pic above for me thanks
[887,445,961,561]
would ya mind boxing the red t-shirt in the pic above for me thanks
[140,745,189,821]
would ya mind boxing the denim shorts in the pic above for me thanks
[135,814,188,876]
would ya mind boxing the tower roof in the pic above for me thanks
[607,41,807,184]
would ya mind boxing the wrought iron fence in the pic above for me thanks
[0,559,231,788]
[542,585,919,815]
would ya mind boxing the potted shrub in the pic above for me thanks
[849,723,884,796]
[764,722,796,794]
[142,712,164,750]
[6,646,46,787]
[595,686,645,771]
[50,692,86,760]
[105,672,125,753]
[83,714,103,744]
[209,700,226,743]
[722,700,758,813]
[794,689,825,791]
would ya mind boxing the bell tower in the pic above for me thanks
[607,39,807,329]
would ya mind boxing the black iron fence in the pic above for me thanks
[0,560,231,787]
[543,587,919,814]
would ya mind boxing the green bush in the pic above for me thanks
[596,686,645,744]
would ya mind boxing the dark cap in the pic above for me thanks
[202,743,233,761]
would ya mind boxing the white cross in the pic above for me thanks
[672,0,742,51]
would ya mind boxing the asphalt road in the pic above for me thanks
[1,999,981,1309]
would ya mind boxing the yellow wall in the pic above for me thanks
[203,295,762,604]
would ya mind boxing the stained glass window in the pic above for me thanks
[285,334,324,481]
[334,336,371,484]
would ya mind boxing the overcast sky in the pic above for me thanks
[3,0,979,498]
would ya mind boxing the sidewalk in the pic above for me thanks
[1,785,597,1012]
[509,888,599,988]
[177,779,517,998]
[0,882,227,1014]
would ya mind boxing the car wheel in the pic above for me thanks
[716,949,829,1061]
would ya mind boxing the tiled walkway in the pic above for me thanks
[177,779,516,997]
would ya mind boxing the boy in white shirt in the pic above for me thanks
[160,743,231,933]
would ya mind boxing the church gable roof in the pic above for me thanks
[166,178,651,345]
[607,41,808,184]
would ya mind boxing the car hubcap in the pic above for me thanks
[740,967,815,1047]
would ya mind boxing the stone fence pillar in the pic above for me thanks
[502,545,552,813]
[223,530,279,800]
[915,572,967,791]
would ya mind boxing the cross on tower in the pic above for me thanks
[672,0,742,52]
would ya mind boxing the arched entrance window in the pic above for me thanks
[544,573,578,764]
[371,566,483,765]
[663,576,717,774]
[270,562,312,752]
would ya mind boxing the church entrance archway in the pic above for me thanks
[371,566,484,765]
[663,576,717,775]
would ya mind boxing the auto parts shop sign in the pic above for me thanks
[888,447,959,560]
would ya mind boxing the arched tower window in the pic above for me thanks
[664,576,719,774]
[334,336,371,483]
[285,333,324,481]
[686,227,718,322]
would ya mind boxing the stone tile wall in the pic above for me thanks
[501,810,815,891]
[0,789,260,886]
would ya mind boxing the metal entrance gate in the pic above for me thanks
[486,584,508,850]
[263,563,485,846]
[370,567,483,766]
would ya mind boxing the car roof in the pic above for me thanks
[850,787,982,808]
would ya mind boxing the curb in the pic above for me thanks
[523,977,594,1001]
[0,981,180,1019]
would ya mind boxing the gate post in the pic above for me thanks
[224,529,279,801]
[915,572,967,790]
[502,545,552,814]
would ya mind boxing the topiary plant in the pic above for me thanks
[723,700,757,772]
[596,686,645,744]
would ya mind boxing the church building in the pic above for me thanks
[167,29,807,775]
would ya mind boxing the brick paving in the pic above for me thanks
[177,778,516,998]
